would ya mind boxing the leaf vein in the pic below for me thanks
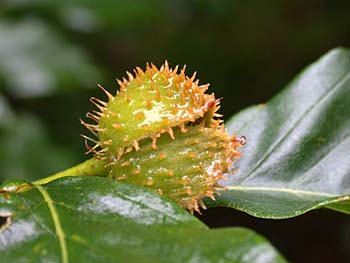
[34,184,68,263]
[243,68,350,180]
[224,185,340,197]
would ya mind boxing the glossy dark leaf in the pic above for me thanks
[0,176,286,263]
[206,48,350,218]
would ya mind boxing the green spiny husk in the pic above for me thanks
[110,122,241,213]
[82,61,245,213]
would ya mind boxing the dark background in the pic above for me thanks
[0,1,349,262]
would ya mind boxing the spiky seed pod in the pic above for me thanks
[82,61,245,213]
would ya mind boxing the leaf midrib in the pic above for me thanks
[224,185,350,198]
[34,184,68,263]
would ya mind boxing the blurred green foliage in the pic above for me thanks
[1,0,349,188]
[0,1,349,262]
[1,0,350,184]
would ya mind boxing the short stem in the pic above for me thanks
[33,158,108,185]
